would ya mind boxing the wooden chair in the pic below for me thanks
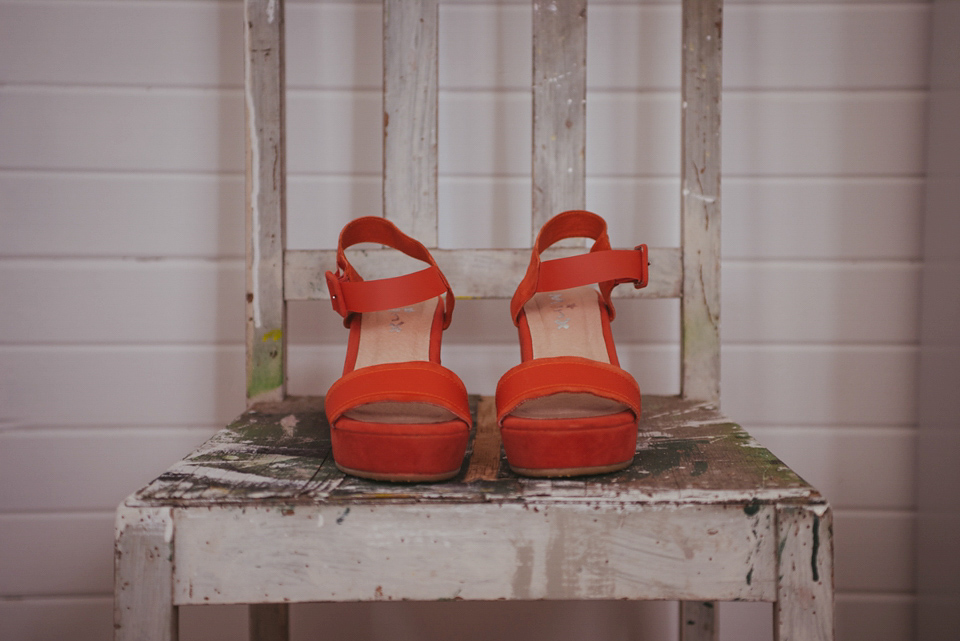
[114,1,834,639]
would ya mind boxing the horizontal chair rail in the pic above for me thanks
[285,247,682,301]
[167,502,780,605]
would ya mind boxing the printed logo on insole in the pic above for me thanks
[388,307,416,333]
[549,293,576,330]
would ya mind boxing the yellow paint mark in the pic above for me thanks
[262,329,283,342]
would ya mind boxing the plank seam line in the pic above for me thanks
[0,593,113,603]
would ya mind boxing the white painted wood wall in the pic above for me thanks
[0,0,926,639]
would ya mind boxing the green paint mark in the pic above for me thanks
[811,514,821,582]
[336,507,351,524]
[743,499,761,516]
[691,460,708,476]
[746,568,753,585]
[262,329,283,342]
[247,338,284,399]
[777,537,787,565]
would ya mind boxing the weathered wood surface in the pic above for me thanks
[383,0,439,246]
[680,601,719,641]
[245,0,287,404]
[170,500,777,605]
[284,247,682,300]
[532,0,587,242]
[462,397,501,482]
[775,504,835,641]
[680,0,722,404]
[126,396,817,606]
[133,395,816,506]
[115,506,178,641]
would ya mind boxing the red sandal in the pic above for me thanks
[496,210,649,477]
[324,217,472,482]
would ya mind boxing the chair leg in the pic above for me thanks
[679,601,718,641]
[115,505,178,641]
[250,603,290,641]
[775,505,835,641]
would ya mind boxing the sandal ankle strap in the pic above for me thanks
[510,210,648,325]
[326,217,456,328]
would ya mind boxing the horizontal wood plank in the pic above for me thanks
[170,501,779,604]
[283,247,681,301]
[0,174,922,260]
[133,395,814,506]
[0,428,217,512]
[0,344,918,426]
[721,345,918,426]
[0,425,913,513]
[0,258,920,345]
[747,427,917,510]
[0,3,929,90]
[0,89,926,176]
[0,509,912,599]
[0,513,114,596]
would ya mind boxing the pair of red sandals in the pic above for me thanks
[324,210,649,482]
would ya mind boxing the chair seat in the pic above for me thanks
[126,395,826,606]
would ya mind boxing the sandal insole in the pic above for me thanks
[514,286,629,419]
[344,297,457,424]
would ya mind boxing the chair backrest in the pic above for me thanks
[242,0,722,408]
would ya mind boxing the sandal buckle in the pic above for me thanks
[325,271,349,317]
[633,244,649,289]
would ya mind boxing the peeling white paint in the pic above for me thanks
[176,464,304,488]
[280,414,298,436]
[267,0,277,24]
[245,20,262,329]
[682,188,717,204]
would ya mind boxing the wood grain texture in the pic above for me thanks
[680,0,723,404]
[120,394,831,625]
[775,504,835,641]
[170,501,776,605]
[245,0,287,404]
[250,603,289,641]
[114,506,177,641]
[133,395,816,507]
[680,601,719,641]
[532,0,587,241]
[463,396,501,482]
[284,247,681,300]
[383,0,438,246]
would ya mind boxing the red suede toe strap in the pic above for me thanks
[495,357,641,425]
[325,362,472,426]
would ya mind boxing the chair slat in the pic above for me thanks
[383,0,439,246]
[285,247,681,301]
[244,0,287,405]
[532,0,587,245]
[680,0,722,404]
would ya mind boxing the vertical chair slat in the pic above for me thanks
[680,0,722,404]
[383,0,439,246]
[244,0,287,405]
[532,0,587,244]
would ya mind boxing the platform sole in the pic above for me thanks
[331,418,468,483]
[500,410,638,478]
